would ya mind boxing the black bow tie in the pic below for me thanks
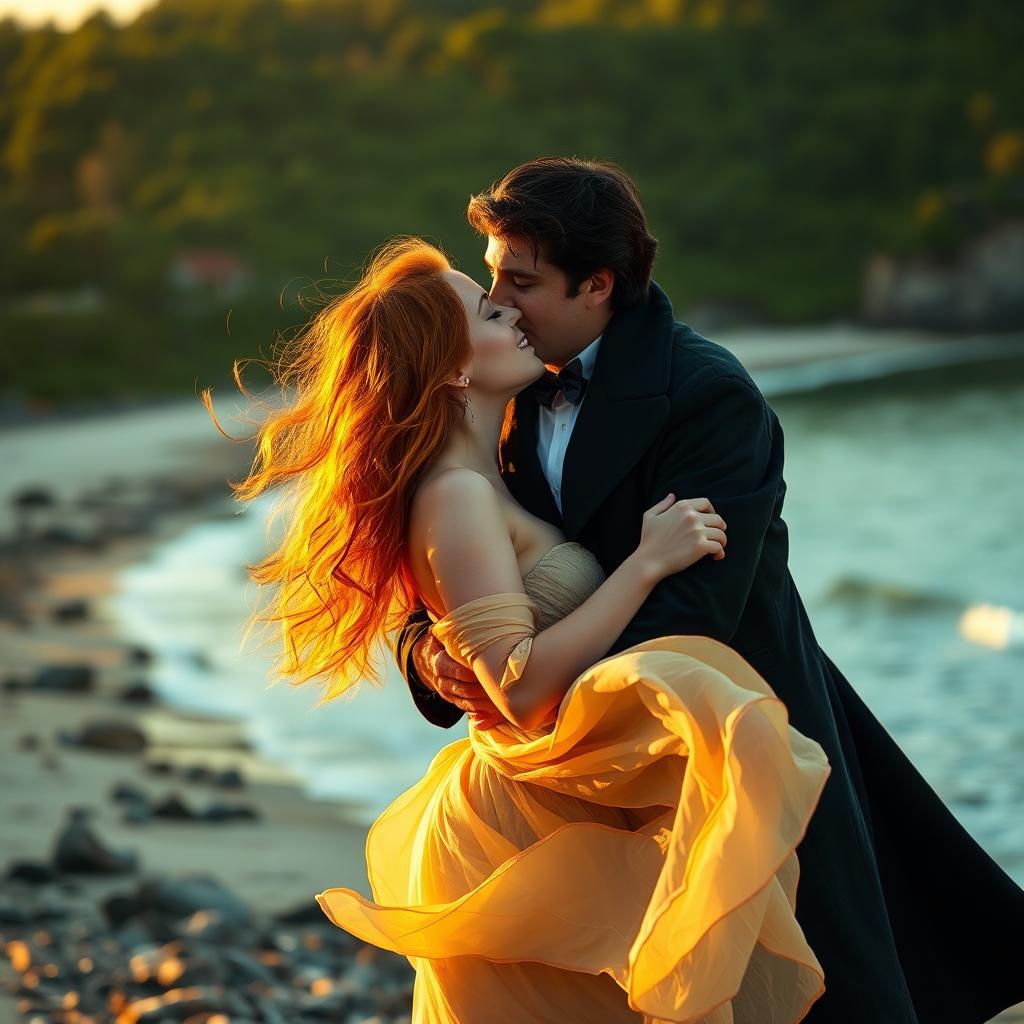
[531,357,588,408]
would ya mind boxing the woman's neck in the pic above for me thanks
[437,394,510,480]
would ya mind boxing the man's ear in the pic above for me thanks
[582,269,614,309]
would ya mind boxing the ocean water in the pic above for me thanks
[108,345,1024,884]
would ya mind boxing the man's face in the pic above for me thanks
[484,234,611,369]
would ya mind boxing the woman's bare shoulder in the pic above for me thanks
[411,466,501,526]
[409,467,507,547]
[415,464,494,500]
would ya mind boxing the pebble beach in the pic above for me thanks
[0,427,412,1024]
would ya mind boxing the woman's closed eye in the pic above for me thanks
[487,309,502,321]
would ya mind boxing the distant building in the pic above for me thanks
[169,248,250,300]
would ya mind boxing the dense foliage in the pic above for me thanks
[1,0,1021,399]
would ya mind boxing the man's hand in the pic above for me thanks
[411,632,505,730]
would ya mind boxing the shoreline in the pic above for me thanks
[0,458,411,1023]
[2,331,1023,824]
[0,520,375,907]
[3,327,1023,431]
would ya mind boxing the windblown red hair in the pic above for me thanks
[202,238,470,703]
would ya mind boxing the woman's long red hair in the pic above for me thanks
[202,238,470,703]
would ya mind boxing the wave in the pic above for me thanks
[746,336,1024,398]
[820,576,1024,651]
[821,575,962,612]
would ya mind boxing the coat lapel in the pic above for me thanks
[498,388,563,528]
[561,283,675,536]
[501,282,677,539]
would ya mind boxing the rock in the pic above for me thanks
[123,801,153,825]
[52,598,89,622]
[125,943,226,989]
[297,987,358,1019]
[146,759,174,775]
[126,644,154,665]
[342,958,382,1000]
[119,984,236,1022]
[202,802,260,823]
[33,664,95,694]
[0,895,32,924]
[119,680,157,704]
[251,995,290,1024]
[276,901,330,925]
[53,808,138,875]
[6,859,57,884]
[212,767,245,789]
[152,793,201,821]
[188,650,214,672]
[373,982,416,1015]
[17,733,40,751]
[102,892,144,927]
[63,719,147,753]
[104,512,153,540]
[111,781,149,805]
[133,875,252,927]
[0,853,397,1024]
[112,782,153,823]
[183,764,213,784]
[32,888,70,921]
[39,524,98,546]
[221,947,277,987]
[12,486,55,510]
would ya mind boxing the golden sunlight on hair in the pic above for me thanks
[201,238,470,703]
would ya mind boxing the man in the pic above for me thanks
[397,157,1024,1023]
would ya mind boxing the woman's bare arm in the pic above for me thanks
[410,468,722,731]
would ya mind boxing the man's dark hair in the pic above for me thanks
[467,157,658,311]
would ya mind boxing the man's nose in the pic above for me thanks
[489,280,513,307]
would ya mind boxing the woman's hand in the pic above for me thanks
[634,494,728,580]
[411,632,506,730]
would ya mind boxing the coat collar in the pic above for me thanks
[500,281,675,537]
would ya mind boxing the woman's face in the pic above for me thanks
[443,270,545,396]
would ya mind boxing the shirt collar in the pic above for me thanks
[570,333,602,380]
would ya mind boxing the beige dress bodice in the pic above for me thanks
[426,540,606,665]
[520,540,606,628]
[426,540,606,739]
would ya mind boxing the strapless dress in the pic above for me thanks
[317,541,831,1023]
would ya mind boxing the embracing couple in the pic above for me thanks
[221,158,1024,1023]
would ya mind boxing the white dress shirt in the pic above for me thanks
[536,334,602,515]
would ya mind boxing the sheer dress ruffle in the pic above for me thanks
[317,548,831,1024]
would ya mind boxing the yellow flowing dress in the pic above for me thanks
[317,541,831,1024]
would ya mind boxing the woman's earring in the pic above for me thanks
[461,376,470,386]
[463,394,475,423]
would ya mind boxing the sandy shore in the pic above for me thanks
[0,428,398,1023]
[0,543,372,911]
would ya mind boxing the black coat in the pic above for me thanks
[398,282,1024,1023]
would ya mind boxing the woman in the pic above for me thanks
[206,238,831,1024]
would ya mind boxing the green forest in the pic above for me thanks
[0,0,1021,401]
